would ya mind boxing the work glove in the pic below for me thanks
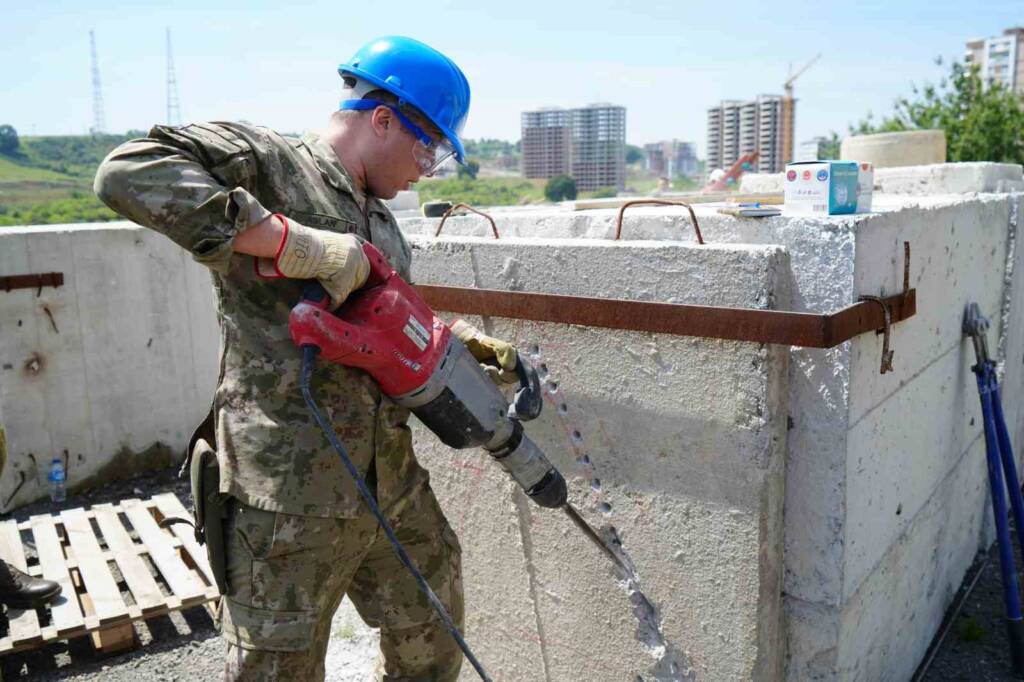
[450,320,520,386]
[258,215,370,309]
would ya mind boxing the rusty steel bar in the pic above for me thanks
[413,285,917,349]
[1,272,64,294]
[614,200,704,244]
[435,203,500,238]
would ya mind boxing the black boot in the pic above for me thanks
[0,560,61,609]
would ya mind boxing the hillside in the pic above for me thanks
[0,133,135,226]
[0,130,575,225]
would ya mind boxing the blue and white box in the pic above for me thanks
[784,161,860,215]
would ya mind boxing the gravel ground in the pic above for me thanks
[920,526,1024,682]
[19,464,1024,681]
[0,465,378,681]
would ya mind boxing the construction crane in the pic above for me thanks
[785,54,821,100]
[781,54,820,165]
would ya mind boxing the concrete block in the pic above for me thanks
[740,173,784,194]
[739,163,1024,198]
[403,208,860,608]
[841,130,947,169]
[409,236,790,681]
[835,439,987,681]
[0,223,218,508]
[383,189,420,212]
[875,162,1024,195]
[398,191,1024,680]
[1000,197,1024,461]
[842,197,1015,600]
[783,597,839,681]
[844,346,977,597]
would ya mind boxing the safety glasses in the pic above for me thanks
[340,99,456,177]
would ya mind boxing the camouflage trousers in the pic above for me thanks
[219,481,464,681]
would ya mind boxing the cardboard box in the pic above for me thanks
[784,161,859,216]
[855,161,874,213]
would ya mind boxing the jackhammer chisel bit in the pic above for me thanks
[563,503,632,575]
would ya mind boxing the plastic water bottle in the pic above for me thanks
[48,458,66,503]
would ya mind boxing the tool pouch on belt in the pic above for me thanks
[162,408,229,596]
[190,435,228,595]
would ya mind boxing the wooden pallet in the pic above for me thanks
[0,493,219,656]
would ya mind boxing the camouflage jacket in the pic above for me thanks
[95,122,426,518]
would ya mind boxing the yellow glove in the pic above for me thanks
[450,320,520,386]
[262,215,370,309]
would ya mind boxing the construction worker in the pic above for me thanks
[94,36,513,681]
[0,429,62,609]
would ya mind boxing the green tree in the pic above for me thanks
[544,175,577,201]
[852,59,1024,164]
[625,144,644,165]
[457,159,480,180]
[0,125,19,156]
[820,131,842,159]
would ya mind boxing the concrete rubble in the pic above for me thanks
[0,162,1022,680]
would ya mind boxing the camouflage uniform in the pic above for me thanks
[94,123,463,681]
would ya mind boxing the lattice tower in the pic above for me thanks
[89,30,106,134]
[166,28,182,126]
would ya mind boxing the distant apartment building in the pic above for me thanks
[521,108,572,179]
[965,27,1024,94]
[521,104,626,191]
[706,95,791,174]
[643,140,698,178]
[571,104,626,191]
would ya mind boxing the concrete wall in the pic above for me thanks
[408,237,790,681]
[0,223,219,510]
[397,179,1023,680]
[738,162,1024,196]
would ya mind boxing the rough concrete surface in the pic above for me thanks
[0,224,219,511]
[875,163,1024,195]
[409,236,789,681]
[841,130,947,169]
[396,186,1024,679]
[738,162,1024,196]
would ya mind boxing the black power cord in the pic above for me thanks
[299,345,493,682]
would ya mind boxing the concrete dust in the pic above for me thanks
[533,349,695,682]
[603,526,695,682]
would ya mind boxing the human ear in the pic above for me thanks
[370,106,393,138]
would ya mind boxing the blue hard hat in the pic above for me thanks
[339,36,471,164]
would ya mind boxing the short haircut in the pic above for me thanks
[338,86,444,141]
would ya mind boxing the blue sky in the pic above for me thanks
[3,1,1021,156]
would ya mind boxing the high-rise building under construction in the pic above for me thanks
[521,108,572,180]
[521,104,626,192]
[706,95,788,175]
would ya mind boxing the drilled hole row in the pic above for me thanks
[529,343,608,516]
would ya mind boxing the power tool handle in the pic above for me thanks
[362,241,395,287]
[301,280,331,309]
[299,238,394,306]
[509,353,543,422]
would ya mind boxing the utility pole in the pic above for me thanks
[89,29,106,135]
[166,28,182,126]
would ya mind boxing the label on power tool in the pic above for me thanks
[403,315,430,351]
